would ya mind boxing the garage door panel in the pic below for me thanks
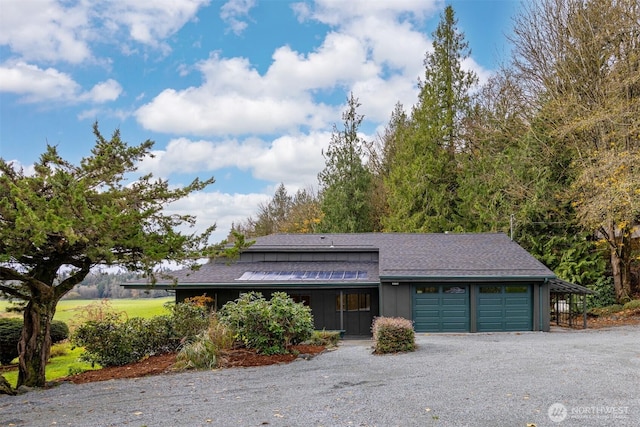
[442,298,466,306]
[477,285,532,332]
[413,285,469,332]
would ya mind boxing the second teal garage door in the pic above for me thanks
[413,285,469,332]
[477,285,532,332]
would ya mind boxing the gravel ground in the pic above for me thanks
[1,326,639,427]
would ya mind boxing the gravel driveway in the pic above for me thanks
[2,326,639,427]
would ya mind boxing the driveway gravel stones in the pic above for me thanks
[1,326,638,426]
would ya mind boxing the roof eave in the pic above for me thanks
[379,275,556,282]
[122,281,379,289]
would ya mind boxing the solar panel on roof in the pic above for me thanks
[236,271,368,281]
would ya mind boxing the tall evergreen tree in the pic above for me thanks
[0,124,218,388]
[384,5,477,232]
[253,183,292,236]
[318,93,374,233]
[366,102,409,231]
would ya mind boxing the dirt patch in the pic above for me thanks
[57,345,326,385]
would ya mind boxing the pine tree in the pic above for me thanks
[384,6,477,232]
[318,93,374,233]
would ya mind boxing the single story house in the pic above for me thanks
[122,233,556,336]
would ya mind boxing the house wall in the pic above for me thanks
[379,281,551,332]
[176,287,379,336]
[379,282,412,319]
[539,282,551,332]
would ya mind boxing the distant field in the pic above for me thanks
[0,297,175,325]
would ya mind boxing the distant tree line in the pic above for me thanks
[63,271,168,299]
[229,1,639,303]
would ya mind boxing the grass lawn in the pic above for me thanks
[2,343,100,388]
[1,297,174,387]
[54,297,174,325]
[1,297,174,323]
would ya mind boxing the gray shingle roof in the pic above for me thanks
[124,232,555,288]
[250,233,555,279]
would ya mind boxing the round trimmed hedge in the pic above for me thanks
[0,318,70,365]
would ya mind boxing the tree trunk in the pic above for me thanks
[17,298,57,388]
[610,234,632,303]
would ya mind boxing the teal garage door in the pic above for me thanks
[477,285,532,332]
[413,285,469,332]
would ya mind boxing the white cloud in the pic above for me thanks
[0,0,210,64]
[0,0,91,64]
[248,132,331,187]
[134,1,444,138]
[0,61,80,102]
[80,79,123,103]
[137,131,331,190]
[135,52,339,135]
[135,28,384,136]
[102,0,210,51]
[165,190,271,243]
[220,0,257,35]
[0,61,122,104]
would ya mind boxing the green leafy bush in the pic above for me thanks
[0,319,69,365]
[219,292,313,355]
[72,301,211,367]
[0,318,22,365]
[50,320,70,344]
[372,316,415,354]
[72,313,141,366]
[586,277,616,309]
[164,301,210,343]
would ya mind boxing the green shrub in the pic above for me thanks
[0,318,70,365]
[586,277,616,309]
[50,320,70,343]
[307,330,341,347]
[372,316,415,354]
[0,318,22,365]
[164,301,210,343]
[72,313,140,367]
[72,301,211,367]
[219,291,314,355]
[622,299,640,311]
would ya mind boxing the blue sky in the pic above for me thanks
[0,0,522,243]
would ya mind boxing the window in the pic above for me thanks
[444,286,466,294]
[480,286,501,294]
[416,286,438,294]
[506,286,528,293]
[336,293,370,311]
